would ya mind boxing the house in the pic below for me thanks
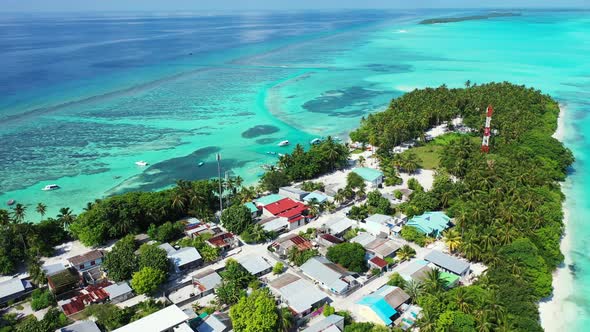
[352,168,384,187]
[302,314,345,332]
[47,267,81,296]
[351,233,400,258]
[0,278,33,305]
[193,269,222,297]
[169,247,202,273]
[196,313,232,332]
[168,269,221,306]
[368,256,389,271]
[424,250,470,277]
[395,304,422,330]
[397,260,433,282]
[300,257,356,295]
[258,216,289,234]
[323,217,355,237]
[263,198,310,230]
[112,305,189,332]
[158,243,178,255]
[67,250,105,272]
[304,191,330,204]
[244,202,260,218]
[364,214,395,238]
[270,234,313,258]
[184,222,217,239]
[254,194,285,206]
[279,186,309,201]
[316,234,343,249]
[237,255,272,277]
[60,284,110,316]
[83,266,106,286]
[406,212,452,237]
[207,232,239,252]
[56,320,101,332]
[270,274,330,317]
[357,285,410,326]
[104,282,134,304]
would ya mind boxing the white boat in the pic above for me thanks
[42,184,60,191]
[135,161,148,167]
[278,140,289,147]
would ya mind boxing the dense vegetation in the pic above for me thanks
[69,179,220,246]
[352,82,573,331]
[260,138,349,192]
[326,242,367,273]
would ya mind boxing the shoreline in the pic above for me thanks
[539,104,579,331]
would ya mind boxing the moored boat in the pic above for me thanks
[135,161,148,167]
[42,184,60,191]
[310,138,322,145]
[278,140,289,147]
[198,161,204,167]
[6,199,15,206]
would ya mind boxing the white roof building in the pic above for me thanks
[300,257,351,294]
[237,255,272,277]
[56,320,101,332]
[364,214,394,238]
[324,217,355,236]
[196,313,232,332]
[158,243,177,255]
[112,305,189,332]
[104,282,133,301]
[169,247,202,271]
[270,274,330,315]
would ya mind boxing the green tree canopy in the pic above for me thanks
[326,242,367,272]
[103,235,139,282]
[130,267,166,295]
[229,289,279,332]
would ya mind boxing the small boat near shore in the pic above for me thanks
[6,199,15,206]
[42,184,60,191]
[310,138,322,145]
[198,161,204,167]
[278,140,289,147]
[135,161,148,167]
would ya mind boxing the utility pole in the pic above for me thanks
[217,153,223,214]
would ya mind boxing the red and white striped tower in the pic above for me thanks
[481,105,494,153]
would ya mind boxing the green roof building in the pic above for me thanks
[352,168,384,187]
[406,211,451,237]
[254,194,285,206]
[440,271,460,288]
[244,202,259,214]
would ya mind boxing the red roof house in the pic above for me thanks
[60,284,111,316]
[263,198,309,230]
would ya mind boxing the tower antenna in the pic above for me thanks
[481,105,494,153]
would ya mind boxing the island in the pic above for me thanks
[419,12,521,25]
[0,82,571,332]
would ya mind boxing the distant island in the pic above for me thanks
[419,12,521,25]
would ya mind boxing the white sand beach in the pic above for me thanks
[539,105,579,332]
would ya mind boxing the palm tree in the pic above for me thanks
[442,229,461,253]
[454,287,472,314]
[11,203,26,223]
[334,189,346,205]
[396,245,416,262]
[416,308,437,332]
[27,258,46,285]
[475,310,494,332]
[238,186,256,204]
[250,224,267,243]
[83,201,94,211]
[278,307,294,332]
[35,203,47,219]
[307,198,321,217]
[404,279,423,304]
[323,201,336,213]
[172,192,187,211]
[424,268,446,293]
[57,207,76,228]
[461,237,482,261]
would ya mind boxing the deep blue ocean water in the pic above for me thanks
[0,10,589,329]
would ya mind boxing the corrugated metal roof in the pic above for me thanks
[277,277,329,314]
[254,194,285,206]
[304,192,329,203]
[302,314,344,332]
[424,250,470,276]
[113,305,189,332]
[350,233,376,247]
[300,257,348,293]
[57,320,101,332]
[365,214,392,225]
[244,202,259,213]
[68,250,104,266]
[352,168,383,182]
[169,247,202,267]
[0,278,25,299]
[237,255,271,276]
[104,282,132,299]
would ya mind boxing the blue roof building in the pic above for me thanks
[357,294,397,325]
[254,194,285,206]
[406,211,451,237]
[304,192,329,204]
[356,285,410,326]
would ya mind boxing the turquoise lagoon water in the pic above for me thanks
[1,11,590,329]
